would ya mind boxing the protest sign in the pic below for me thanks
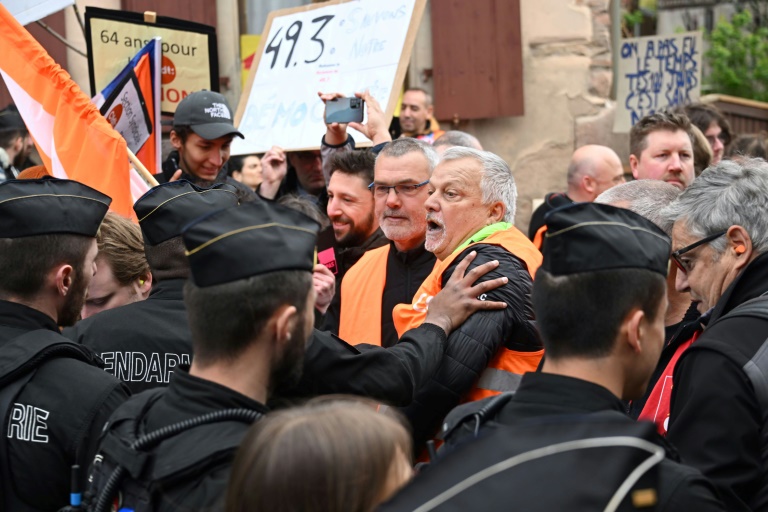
[99,71,152,154]
[614,31,703,133]
[232,0,426,154]
[85,7,217,115]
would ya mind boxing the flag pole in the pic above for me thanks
[127,148,159,187]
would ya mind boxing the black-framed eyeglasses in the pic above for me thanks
[672,230,727,274]
[367,179,430,198]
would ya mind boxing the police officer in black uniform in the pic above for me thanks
[379,203,726,512]
[0,178,129,511]
[86,197,510,511]
[64,181,239,393]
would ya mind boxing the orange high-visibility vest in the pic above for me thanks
[338,245,391,346]
[393,227,544,401]
[532,224,547,251]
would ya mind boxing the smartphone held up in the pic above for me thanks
[325,97,365,124]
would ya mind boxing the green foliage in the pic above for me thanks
[622,9,644,36]
[705,10,768,101]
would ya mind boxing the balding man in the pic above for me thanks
[528,144,625,244]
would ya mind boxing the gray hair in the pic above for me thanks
[377,137,440,173]
[440,147,517,223]
[660,157,768,255]
[433,130,483,151]
[595,180,681,235]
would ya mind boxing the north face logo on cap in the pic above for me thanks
[203,103,231,120]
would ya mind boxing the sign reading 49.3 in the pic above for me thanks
[263,14,335,70]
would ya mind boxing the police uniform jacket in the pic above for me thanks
[64,279,192,394]
[0,299,129,511]
[282,323,448,407]
[92,368,268,511]
[668,251,768,511]
[379,373,725,512]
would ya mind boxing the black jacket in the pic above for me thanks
[527,192,573,240]
[63,279,192,394]
[628,302,702,421]
[282,324,448,407]
[89,369,268,512]
[668,252,768,512]
[0,300,129,511]
[381,242,437,347]
[323,228,389,334]
[401,244,541,452]
[380,373,725,512]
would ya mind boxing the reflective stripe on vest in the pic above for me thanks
[393,227,545,399]
[338,245,391,346]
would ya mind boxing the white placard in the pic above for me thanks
[614,31,703,133]
[4,0,74,26]
[232,0,425,155]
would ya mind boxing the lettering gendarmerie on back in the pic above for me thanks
[64,180,239,393]
[85,200,320,512]
[0,178,129,512]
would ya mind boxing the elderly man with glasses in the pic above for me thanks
[391,147,544,454]
[336,138,440,348]
[660,157,768,512]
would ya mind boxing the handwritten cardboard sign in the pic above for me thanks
[232,0,426,154]
[85,7,218,115]
[614,31,703,133]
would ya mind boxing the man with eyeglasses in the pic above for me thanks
[682,103,732,165]
[337,138,439,348]
[391,147,543,452]
[659,157,768,511]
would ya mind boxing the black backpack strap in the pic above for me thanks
[440,392,515,443]
[0,330,98,512]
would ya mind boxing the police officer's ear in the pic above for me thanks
[622,307,646,355]
[52,263,75,298]
[271,303,299,349]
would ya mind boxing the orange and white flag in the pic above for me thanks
[0,3,137,220]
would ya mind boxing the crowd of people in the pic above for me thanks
[2,81,768,512]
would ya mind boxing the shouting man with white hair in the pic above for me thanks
[392,147,544,451]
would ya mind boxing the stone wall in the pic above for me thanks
[411,0,627,233]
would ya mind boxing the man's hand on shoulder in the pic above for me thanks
[425,250,507,336]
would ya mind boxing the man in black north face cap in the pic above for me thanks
[162,90,258,202]
[380,203,725,512]
[0,178,129,511]
[65,180,240,393]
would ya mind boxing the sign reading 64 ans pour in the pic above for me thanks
[85,7,218,115]
[233,0,426,154]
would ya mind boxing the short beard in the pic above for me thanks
[336,212,375,248]
[59,269,89,327]
[269,321,308,393]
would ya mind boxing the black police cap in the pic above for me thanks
[0,178,111,238]
[182,201,320,287]
[543,202,671,277]
[134,180,239,246]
